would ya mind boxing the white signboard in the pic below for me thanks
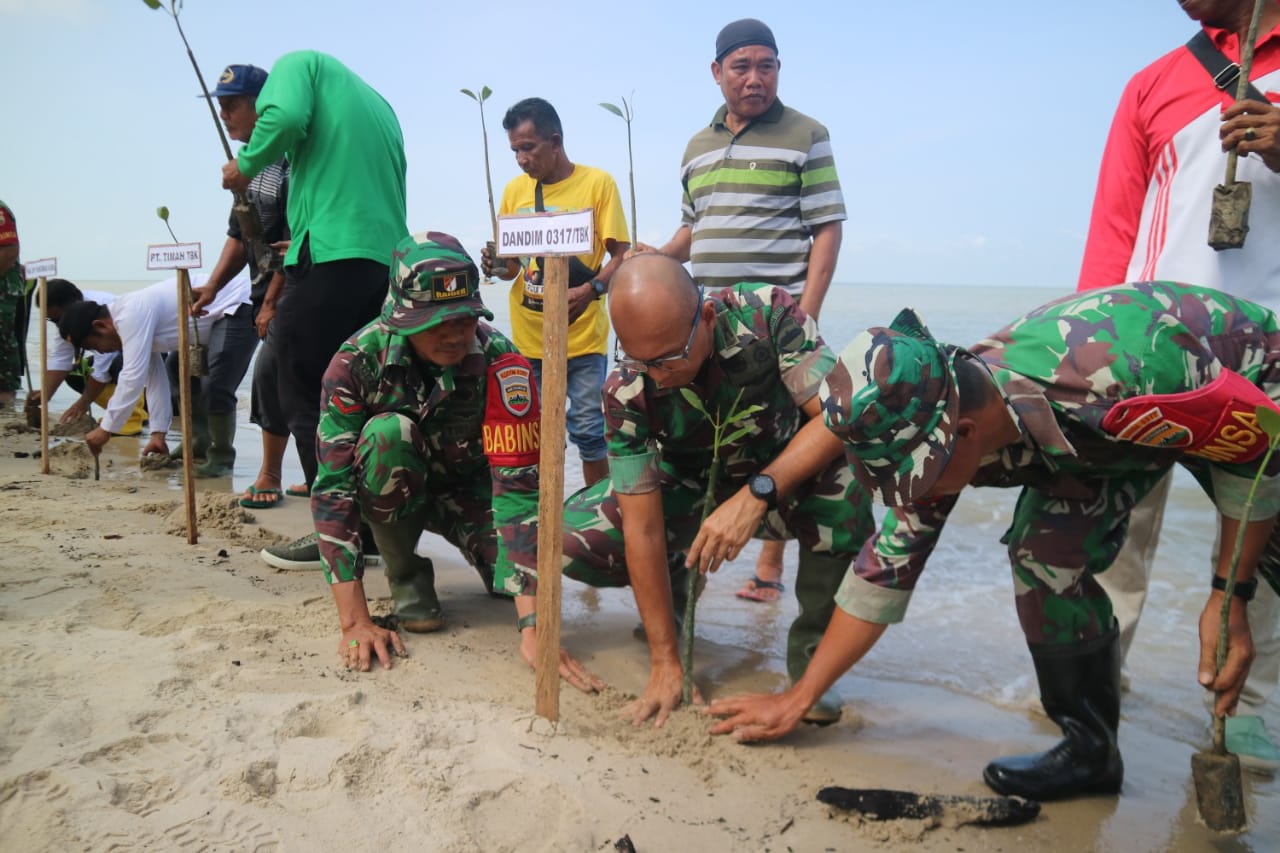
[24,257,57,279]
[147,242,203,270]
[496,209,594,257]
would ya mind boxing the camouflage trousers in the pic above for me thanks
[1006,461,1280,645]
[562,454,874,680]
[0,269,21,392]
[352,413,498,588]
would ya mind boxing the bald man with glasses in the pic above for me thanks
[560,254,874,727]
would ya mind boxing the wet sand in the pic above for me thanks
[2,407,1277,852]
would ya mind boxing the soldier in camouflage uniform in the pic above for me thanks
[560,253,874,726]
[0,199,22,409]
[708,281,1280,801]
[312,231,600,692]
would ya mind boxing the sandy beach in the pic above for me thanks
[1,408,1277,852]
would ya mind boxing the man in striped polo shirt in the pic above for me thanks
[641,18,848,607]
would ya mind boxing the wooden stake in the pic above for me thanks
[534,256,568,722]
[175,270,199,545]
[38,276,49,475]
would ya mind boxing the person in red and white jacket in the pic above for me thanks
[1077,0,1280,773]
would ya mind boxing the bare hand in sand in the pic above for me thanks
[705,691,808,742]
[1198,591,1255,717]
[59,398,90,424]
[342,621,407,672]
[687,487,767,574]
[624,661,702,727]
[518,632,605,693]
[85,426,111,456]
[142,432,169,458]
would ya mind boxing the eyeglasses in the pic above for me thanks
[614,286,705,373]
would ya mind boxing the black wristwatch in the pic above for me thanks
[748,473,778,510]
[590,278,608,299]
[1212,575,1258,602]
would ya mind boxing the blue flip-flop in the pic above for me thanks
[239,486,284,509]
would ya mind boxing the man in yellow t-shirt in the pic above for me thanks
[481,97,630,486]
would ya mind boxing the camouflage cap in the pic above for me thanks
[820,308,962,506]
[382,231,493,335]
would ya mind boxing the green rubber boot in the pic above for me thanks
[170,403,210,461]
[371,511,441,633]
[789,548,851,725]
[195,412,237,478]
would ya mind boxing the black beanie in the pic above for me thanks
[714,18,778,62]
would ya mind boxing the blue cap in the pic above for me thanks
[207,64,268,98]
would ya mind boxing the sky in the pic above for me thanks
[3,0,1205,288]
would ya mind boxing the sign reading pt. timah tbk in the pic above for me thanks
[496,208,594,257]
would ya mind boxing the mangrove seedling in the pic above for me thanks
[599,95,638,247]
[156,206,179,244]
[461,86,499,252]
[141,0,272,274]
[676,388,764,703]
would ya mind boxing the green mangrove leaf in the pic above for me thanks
[599,102,624,118]
[156,206,170,221]
[727,404,766,423]
[480,85,492,101]
[679,388,709,416]
[141,0,162,8]
[460,88,476,100]
[722,426,754,446]
[1259,405,1280,441]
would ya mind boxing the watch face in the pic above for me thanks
[750,474,775,499]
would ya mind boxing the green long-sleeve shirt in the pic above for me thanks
[236,51,408,267]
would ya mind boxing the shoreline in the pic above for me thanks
[1,413,1277,851]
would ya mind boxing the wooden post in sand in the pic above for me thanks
[496,209,595,722]
[26,258,57,475]
[147,241,203,544]
[175,270,198,545]
[535,254,569,721]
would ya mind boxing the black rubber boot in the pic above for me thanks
[371,511,441,633]
[195,412,237,478]
[789,548,850,724]
[983,622,1124,800]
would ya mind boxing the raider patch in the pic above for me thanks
[430,270,474,302]
[1101,368,1279,463]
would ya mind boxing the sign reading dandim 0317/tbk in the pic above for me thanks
[495,209,594,257]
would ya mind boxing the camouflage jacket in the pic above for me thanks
[845,282,1280,622]
[605,283,833,496]
[313,320,530,584]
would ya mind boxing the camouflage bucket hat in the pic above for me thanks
[382,231,493,335]
[820,308,962,506]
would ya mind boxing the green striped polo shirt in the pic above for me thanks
[680,98,845,293]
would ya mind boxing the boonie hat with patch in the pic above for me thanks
[208,64,268,98]
[820,308,963,507]
[382,231,492,335]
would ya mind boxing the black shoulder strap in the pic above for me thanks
[1186,30,1269,103]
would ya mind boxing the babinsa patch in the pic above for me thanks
[495,363,533,417]
[1101,368,1278,463]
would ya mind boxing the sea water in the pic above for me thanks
[33,279,1236,756]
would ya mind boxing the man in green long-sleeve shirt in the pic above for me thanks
[222,53,408,563]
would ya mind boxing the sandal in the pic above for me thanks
[735,575,785,603]
[239,486,284,509]
[286,484,311,498]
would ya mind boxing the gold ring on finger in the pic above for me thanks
[1246,127,1257,141]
